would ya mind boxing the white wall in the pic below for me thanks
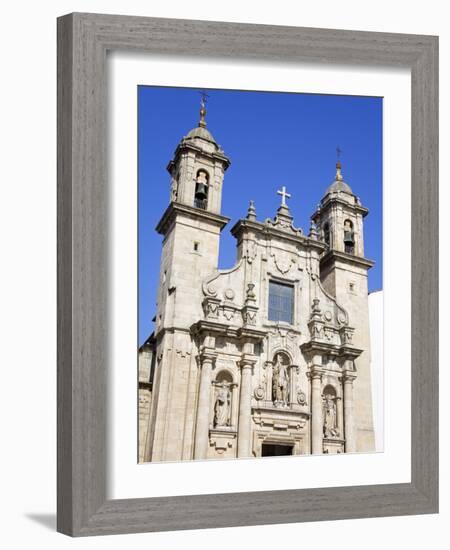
[0,1,446,548]
[369,290,384,452]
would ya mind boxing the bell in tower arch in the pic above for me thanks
[343,219,355,254]
[194,170,209,209]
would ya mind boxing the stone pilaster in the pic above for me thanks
[309,368,323,455]
[237,354,256,458]
[336,395,344,437]
[194,350,216,459]
[264,360,273,402]
[288,364,298,406]
[343,372,357,453]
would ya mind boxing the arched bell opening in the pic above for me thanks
[194,169,209,210]
[343,219,355,254]
[323,222,330,247]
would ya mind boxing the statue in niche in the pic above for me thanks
[323,393,339,438]
[272,353,289,406]
[213,382,231,427]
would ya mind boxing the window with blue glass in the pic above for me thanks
[268,281,294,324]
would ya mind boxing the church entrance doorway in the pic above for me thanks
[261,443,293,457]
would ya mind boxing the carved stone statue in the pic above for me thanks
[213,382,231,427]
[272,353,289,406]
[323,393,339,438]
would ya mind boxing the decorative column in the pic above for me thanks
[309,369,323,455]
[343,372,357,453]
[237,355,256,458]
[194,350,216,459]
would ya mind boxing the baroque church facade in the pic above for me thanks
[138,101,375,462]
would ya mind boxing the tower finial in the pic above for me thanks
[335,146,343,181]
[247,200,257,221]
[198,91,209,128]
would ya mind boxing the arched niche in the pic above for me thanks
[272,351,291,406]
[212,369,236,429]
[323,384,337,398]
[215,369,233,384]
[322,384,340,438]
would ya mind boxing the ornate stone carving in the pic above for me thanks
[246,283,256,302]
[243,240,257,264]
[271,250,296,274]
[324,310,333,322]
[242,283,258,326]
[242,308,257,325]
[202,296,221,319]
[205,283,217,297]
[340,326,355,345]
[224,288,235,301]
[175,349,191,358]
[222,307,235,321]
[311,298,321,317]
[253,385,265,400]
[264,204,303,236]
[209,429,236,454]
[297,390,307,406]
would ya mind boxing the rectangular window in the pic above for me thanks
[268,281,294,324]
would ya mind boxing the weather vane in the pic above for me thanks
[336,146,343,160]
[199,90,210,108]
[198,91,210,128]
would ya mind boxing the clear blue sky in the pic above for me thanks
[138,86,383,345]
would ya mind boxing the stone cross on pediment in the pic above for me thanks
[277,186,291,206]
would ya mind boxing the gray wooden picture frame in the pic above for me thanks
[57,12,438,537]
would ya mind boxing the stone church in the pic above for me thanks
[138,100,375,463]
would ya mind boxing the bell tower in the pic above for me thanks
[312,160,367,258]
[145,99,231,462]
[166,95,230,214]
[311,159,376,452]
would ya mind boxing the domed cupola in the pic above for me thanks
[324,161,354,198]
[178,97,227,156]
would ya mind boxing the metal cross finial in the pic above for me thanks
[335,146,344,180]
[199,90,210,108]
[277,186,291,206]
[198,91,209,128]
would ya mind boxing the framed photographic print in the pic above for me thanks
[57,13,438,536]
[137,86,383,464]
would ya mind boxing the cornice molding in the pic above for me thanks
[311,197,369,220]
[230,218,327,252]
[320,249,375,270]
[155,201,230,235]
